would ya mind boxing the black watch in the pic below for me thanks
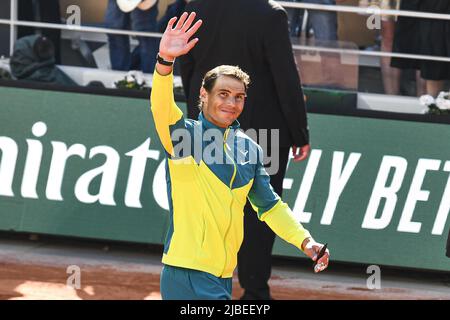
[156,53,174,66]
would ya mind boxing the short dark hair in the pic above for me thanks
[198,65,250,111]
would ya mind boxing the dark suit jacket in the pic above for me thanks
[180,0,309,148]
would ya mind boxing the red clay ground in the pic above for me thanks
[1,261,449,300]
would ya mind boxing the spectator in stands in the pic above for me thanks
[391,0,450,97]
[180,0,311,300]
[10,35,76,86]
[285,0,345,41]
[18,0,62,64]
[359,0,402,95]
[104,0,160,73]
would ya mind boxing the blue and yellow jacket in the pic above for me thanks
[150,71,311,278]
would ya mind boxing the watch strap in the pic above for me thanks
[156,53,174,66]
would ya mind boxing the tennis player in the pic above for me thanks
[151,12,330,300]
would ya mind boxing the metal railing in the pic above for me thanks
[1,0,449,63]
[278,1,450,21]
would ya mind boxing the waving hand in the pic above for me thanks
[159,12,203,62]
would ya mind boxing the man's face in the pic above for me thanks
[200,75,246,128]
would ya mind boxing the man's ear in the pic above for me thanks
[200,87,207,104]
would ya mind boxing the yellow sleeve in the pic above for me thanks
[260,199,311,252]
[150,70,184,156]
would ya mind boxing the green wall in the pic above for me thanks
[0,86,449,271]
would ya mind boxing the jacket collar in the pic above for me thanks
[198,112,240,133]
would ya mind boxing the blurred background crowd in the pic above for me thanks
[0,0,448,100]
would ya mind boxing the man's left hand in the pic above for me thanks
[302,238,330,273]
[292,144,310,162]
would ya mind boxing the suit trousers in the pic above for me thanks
[237,147,291,300]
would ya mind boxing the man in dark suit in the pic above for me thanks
[180,0,310,300]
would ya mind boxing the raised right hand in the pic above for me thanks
[159,12,203,61]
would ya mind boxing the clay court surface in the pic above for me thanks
[0,234,449,300]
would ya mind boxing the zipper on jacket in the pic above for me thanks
[221,127,237,276]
